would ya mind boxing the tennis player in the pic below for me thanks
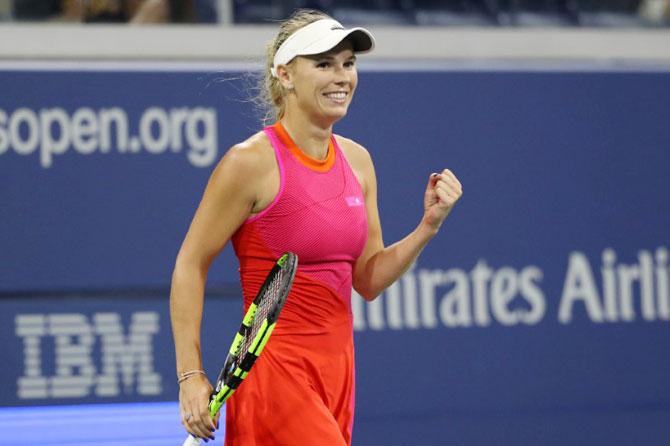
[170,8,462,444]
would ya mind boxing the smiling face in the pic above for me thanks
[281,40,358,125]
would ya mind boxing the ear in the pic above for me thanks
[275,65,294,91]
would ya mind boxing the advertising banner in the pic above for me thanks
[1,65,669,444]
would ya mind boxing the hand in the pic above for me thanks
[423,169,462,232]
[179,374,219,441]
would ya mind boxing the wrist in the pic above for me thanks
[177,369,206,384]
[418,216,440,239]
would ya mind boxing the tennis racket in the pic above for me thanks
[182,252,298,446]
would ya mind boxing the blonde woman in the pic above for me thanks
[170,9,462,445]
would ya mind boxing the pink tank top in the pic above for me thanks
[231,122,368,335]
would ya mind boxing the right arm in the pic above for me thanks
[170,139,266,439]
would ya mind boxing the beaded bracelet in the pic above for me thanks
[177,369,206,384]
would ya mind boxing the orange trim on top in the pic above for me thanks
[273,122,335,173]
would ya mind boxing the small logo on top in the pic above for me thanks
[345,196,363,207]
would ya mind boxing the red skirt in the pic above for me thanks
[224,321,355,446]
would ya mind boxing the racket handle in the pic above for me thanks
[182,434,202,446]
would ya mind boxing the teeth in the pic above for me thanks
[325,92,346,100]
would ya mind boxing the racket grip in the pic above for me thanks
[182,434,202,446]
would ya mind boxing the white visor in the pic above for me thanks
[271,19,375,78]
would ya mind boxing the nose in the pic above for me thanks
[333,64,350,86]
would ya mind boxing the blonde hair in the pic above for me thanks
[256,9,332,123]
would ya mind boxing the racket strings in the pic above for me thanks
[238,268,286,361]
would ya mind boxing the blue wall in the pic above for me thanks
[1,66,669,445]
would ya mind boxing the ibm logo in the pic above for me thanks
[15,312,161,399]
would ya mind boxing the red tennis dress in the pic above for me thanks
[225,122,368,445]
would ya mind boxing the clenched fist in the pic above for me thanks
[423,169,462,232]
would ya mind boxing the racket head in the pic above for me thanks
[208,252,298,414]
[251,251,296,323]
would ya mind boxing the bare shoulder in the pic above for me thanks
[205,130,275,202]
[334,134,374,171]
[218,130,274,174]
[209,130,279,213]
[334,134,376,195]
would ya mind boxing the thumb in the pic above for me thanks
[428,172,439,188]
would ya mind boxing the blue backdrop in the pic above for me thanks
[1,65,669,445]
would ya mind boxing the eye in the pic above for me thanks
[344,60,356,68]
[316,61,330,69]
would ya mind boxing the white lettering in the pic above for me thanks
[559,252,604,323]
[15,314,47,399]
[15,311,162,400]
[186,107,217,167]
[471,260,493,326]
[490,267,519,326]
[418,269,441,328]
[639,250,656,321]
[355,261,548,331]
[71,108,99,155]
[367,295,386,331]
[439,269,471,327]
[99,107,129,153]
[140,107,170,154]
[169,107,190,152]
[385,281,404,329]
[401,265,421,329]
[39,108,71,168]
[602,248,618,322]
[10,108,39,155]
[49,314,95,398]
[352,250,668,331]
[518,266,546,324]
[618,262,640,322]
[0,106,218,167]
[0,109,9,155]
[657,248,670,319]
[95,312,161,396]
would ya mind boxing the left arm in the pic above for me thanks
[349,143,462,301]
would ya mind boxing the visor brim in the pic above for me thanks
[298,28,375,57]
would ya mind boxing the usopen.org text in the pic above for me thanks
[0,106,218,168]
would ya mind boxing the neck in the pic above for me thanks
[280,111,333,161]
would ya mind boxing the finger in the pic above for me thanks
[436,176,463,196]
[434,186,453,206]
[195,405,216,440]
[181,406,195,429]
[443,186,462,205]
[434,180,461,199]
[185,404,214,441]
[201,400,217,430]
[183,411,202,440]
[184,418,203,440]
[438,182,462,203]
[193,412,215,441]
[436,171,461,188]
[435,177,455,192]
[439,169,462,190]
